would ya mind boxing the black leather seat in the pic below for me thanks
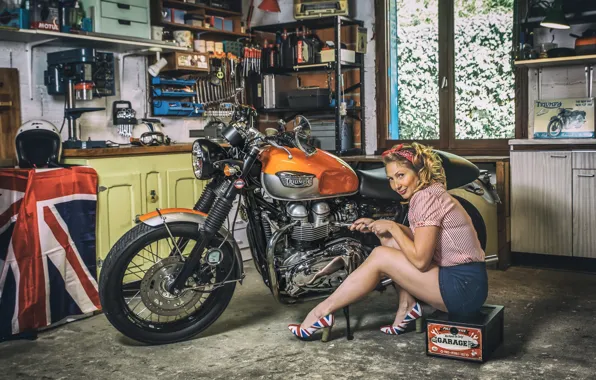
[357,167,397,200]
[356,150,479,200]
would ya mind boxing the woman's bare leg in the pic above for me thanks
[299,246,447,328]
[380,231,419,327]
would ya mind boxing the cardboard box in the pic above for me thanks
[160,52,209,72]
[533,97,595,139]
[319,49,356,63]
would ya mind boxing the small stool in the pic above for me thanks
[425,304,504,363]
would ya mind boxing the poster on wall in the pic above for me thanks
[534,98,595,139]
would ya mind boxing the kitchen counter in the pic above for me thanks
[62,143,194,158]
[509,139,596,150]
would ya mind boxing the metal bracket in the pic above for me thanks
[535,68,542,100]
[26,38,57,100]
[116,48,162,97]
[585,65,594,97]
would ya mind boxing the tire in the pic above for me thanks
[452,195,487,251]
[548,119,563,137]
[99,222,237,345]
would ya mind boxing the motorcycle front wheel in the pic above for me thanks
[548,119,563,137]
[98,222,236,345]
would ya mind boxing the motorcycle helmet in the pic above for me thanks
[14,119,62,168]
[130,119,170,146]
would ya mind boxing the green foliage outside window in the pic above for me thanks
[396,0,515,140]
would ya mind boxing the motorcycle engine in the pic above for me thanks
[281,238,366,297]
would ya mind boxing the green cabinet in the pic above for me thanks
[64,152,206,275]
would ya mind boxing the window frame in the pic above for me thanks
[375,0,524,156]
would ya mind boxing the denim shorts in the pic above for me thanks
[439,262,488,316]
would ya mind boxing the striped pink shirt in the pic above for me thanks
[408,182,485,267]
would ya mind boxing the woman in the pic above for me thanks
[288,142,488,339]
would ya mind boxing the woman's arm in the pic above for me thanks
[389,224,439,272]
[368,220,439,272]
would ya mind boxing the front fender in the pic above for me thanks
[136,208,244,281]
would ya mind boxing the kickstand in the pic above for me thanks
[343,306,354,340]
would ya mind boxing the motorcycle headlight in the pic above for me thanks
[192,140,204,179]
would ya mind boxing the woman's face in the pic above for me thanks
[385,161,419,199]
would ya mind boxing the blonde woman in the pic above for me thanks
[288,143,488,339]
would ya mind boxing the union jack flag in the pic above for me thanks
[0,167,101,339]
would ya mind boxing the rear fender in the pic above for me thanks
[136,208,244,281]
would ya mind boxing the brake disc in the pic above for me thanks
[140,256,206,316]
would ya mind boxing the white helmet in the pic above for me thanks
[15,119,62,168]
[130,119,170,146]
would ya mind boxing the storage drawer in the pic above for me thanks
[573,151,596,169]
[102,0,148,8]
[98,17,150,39]
[101,1,148,23]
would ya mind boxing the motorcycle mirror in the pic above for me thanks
[265,128,278,137]
[294,116,317,157]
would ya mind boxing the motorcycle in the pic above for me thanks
[98,107,490,344]
[548,107,587,137]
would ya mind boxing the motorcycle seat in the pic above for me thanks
[356,150,480,200]
[356,167,399,201]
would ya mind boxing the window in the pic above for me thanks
[378,0,516,154]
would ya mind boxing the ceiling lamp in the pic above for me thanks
[258,0,281,13]
[540,0,570,30]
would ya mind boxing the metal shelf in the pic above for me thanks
[258,106,362,114]
[250,16,363,33]
[162,0,243,16]
[262,62,363,74]
[251,16,367,155]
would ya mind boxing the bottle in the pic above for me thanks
[295,27,304,65]
[281,29,295,68]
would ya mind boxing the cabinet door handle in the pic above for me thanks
[578,174,595,178]
[550,155,568,158]
[117,3,131,9]
[118,20,131,25]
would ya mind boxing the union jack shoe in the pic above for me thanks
[380,302,422,335]
[288,314,335,341]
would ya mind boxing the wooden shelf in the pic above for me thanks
[159,21,251,37]
[162,0,242,16]
[515,55,596,68]
[0,27,189,53]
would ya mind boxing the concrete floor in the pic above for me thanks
[1,264,595,380]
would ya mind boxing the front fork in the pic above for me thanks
[168,146,260,294]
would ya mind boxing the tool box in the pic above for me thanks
[426,304,504,363]
[151,77,203,117]
[287,87,331,109]
[153,101,204,117]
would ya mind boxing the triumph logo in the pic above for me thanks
[536,101,563,108]
[277,172,315,188]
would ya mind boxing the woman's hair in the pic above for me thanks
[381,142,446,192]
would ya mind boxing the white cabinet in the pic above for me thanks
[511,151,572,256]
[572,169,596,259]
[511,150,596,258]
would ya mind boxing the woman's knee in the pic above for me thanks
[369,246,406,265]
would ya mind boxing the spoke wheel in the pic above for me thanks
[99,222,237,344]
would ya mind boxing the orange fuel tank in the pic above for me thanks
[259,147,359,201]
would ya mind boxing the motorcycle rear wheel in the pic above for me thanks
[548,119,563,137]
[98,222,236,345]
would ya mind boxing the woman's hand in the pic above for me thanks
[368,220,399,237]
[349,218,374,232]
